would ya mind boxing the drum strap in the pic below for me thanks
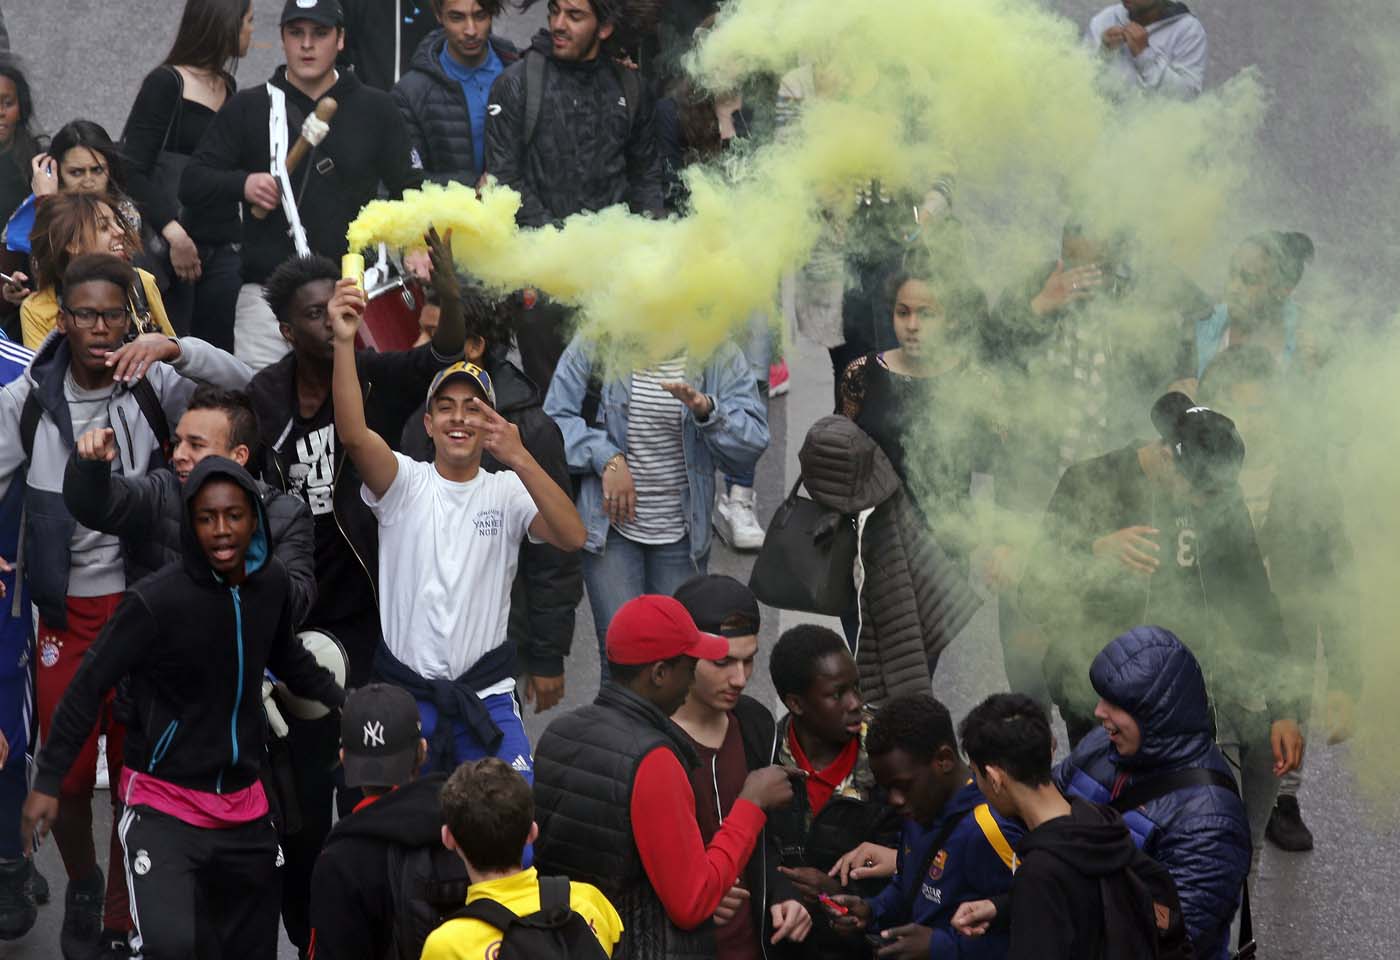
[267,82,312,257]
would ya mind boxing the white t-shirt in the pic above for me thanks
[364,454,539,686]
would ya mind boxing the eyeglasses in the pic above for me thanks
[60,306,130,329]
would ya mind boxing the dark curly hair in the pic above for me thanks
[866,694,957,763]
[261,254,339,323]
[768,625,850,703]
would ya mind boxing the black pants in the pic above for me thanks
[279,711,340,952]
[118,805,282,960]
[161,242,243,350]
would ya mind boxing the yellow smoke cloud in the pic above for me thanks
[346,0,1400,803]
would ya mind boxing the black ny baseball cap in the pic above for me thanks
[340,684,422,788]
[281,0,344,27]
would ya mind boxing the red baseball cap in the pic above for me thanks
[606,595,731,665]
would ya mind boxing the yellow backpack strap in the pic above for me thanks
[974,803,1018,872]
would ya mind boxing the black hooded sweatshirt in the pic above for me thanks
[1000,798,1164,960]
[180,66,421,284]
[308,772,465,960]
[33,458,345,798]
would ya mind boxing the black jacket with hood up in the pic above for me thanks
[33,458,345,798]
[308,772,464,960]
[392,30,520,186]
[400,350,579,677]
[180,66,422,285]
[484,32,664,228]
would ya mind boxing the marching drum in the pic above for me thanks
[355,275,425,353]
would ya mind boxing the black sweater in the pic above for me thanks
[1019,443,1295,722]
[180,66,422,284]
[33,459,344,797]
[122,66,239,243]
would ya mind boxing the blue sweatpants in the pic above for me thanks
[0,661,34,860]
[415,690,534,866]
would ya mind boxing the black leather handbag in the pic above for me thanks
[749,477,858,616]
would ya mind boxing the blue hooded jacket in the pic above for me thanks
[1055,625,1251,960]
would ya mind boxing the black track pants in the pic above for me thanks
[118,805,283,960]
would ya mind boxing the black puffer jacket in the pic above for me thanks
[800,416,983,705]
[534,683,711,960]
[484,33,664,228]
[400,352,580,677]
[392,30,520,186]
[63,458,318,626]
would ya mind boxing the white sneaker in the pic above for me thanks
[95,737,109,790]
[714,485,766,552]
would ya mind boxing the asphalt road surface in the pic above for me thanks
[4,0,1397,957]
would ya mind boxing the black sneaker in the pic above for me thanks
[1266,795,1315,852]
[96,927,133,959]
[61,866,104,959]
[24,860,50,905]
[0,858,38,941]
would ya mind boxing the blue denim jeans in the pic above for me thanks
[583,528,708,682]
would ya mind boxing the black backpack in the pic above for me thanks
[449,875,610,960]
[384,843,471,960]
[1098,843,1197,960]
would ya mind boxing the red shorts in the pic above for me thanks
[36,594,126,798]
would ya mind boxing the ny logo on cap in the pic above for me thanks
[363,720,385,747]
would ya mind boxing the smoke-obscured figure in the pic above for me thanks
[801,240,994,702]
[1185,231,1317,385]
[1196,346,1359,855]
[1019,392,1305,867]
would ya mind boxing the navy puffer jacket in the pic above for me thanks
[391,30,519,186]
[1055,625,1251,960]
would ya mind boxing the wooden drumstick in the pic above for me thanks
[252,96,339,220]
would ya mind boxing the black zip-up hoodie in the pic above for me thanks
[1000,798,1154,960]
[309,773,463,960]
[179,66,422,285]
[33,458,345,797]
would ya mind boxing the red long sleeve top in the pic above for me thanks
[629,746,767,930]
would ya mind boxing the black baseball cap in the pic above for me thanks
[673,575,761,639]
[1151,392,1246,495]
[340,684,422,788]
[281,0,344,27]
